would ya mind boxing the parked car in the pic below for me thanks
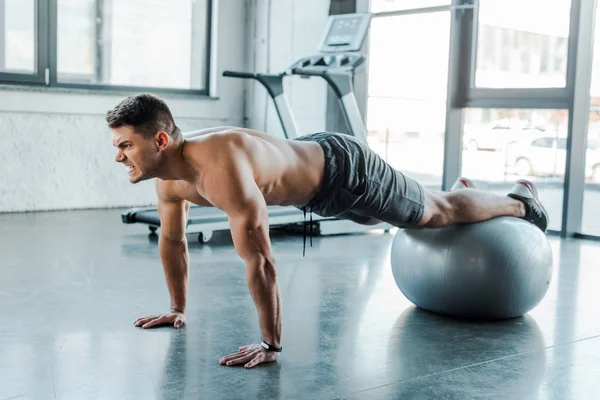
[506,135,600,181]
[463,120,545,151]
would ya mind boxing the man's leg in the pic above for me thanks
[308,135,549,232]
[415,178,549,232]
[416,188,524,227]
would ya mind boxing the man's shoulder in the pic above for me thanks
[181,126,244,140]
[194,131,251,167]
[183,130,247,154]
[155,179,183,203]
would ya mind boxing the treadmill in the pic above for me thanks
[121,12,390,243]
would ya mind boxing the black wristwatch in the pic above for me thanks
[260,340,283,352]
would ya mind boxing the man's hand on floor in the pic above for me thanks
[134,310,186,329]
[220,344,279,368]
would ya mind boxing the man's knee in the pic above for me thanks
[416,190,453,228]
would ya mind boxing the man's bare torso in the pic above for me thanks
[158,127,325,208]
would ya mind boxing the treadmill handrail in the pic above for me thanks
[290,67,353,99]
[222,70,284,83]
[290,67,327,78]
[223,70,287,103]
[223,70,298,138]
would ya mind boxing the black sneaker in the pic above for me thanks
[507,179,549,232]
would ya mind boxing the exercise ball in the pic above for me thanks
[391,217,553,320]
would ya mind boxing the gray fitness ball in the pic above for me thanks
[391,216,553,320]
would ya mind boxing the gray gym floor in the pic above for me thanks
[1,209,599,400]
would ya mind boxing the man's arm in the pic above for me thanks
[134,183,190,329]
[205,147,282,367]
[157,195,190,314]
[227,195,281,348]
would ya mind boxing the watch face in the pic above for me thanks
[261,341,282,352]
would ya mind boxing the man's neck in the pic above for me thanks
[156,140,196,182]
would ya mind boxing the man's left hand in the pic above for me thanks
[219,343,279,368]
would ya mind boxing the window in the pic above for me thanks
[520,32,531,73]
[587,139,600,150]
[0,0,36,74]
[370,0,450,13]
[531,138,554,149]
[581,2,600,235]
[366,11,451,189]
[479,26,496,69]
[0,0,211,94]
[557,138,567,150]
[57,0,96,82]
[474,0,572,88]
[540,36,550,73]
[461,108,568,232]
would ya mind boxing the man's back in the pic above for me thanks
[162,127,325,208]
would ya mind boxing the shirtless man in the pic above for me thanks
[107,93,548,369]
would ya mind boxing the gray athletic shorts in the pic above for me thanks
[295,132,425,227]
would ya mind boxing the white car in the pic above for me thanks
[506,135,600,181]
[463,120,545,152]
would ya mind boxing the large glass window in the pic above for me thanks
[370,0,450,13]
[581,4,600,235]
[0,0,36,74]
[0,0,211,93]
[56,0,96,82]
[366,11,450,189]
[474,0,572,88]
[461,108,569,232]
[57,0,209,90]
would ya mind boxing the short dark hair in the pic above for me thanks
[105,93,181,139]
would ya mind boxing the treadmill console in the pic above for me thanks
[317,13,372,53]
[289,13,372,72]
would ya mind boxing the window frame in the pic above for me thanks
[0,0,48,85]
[0,0,213,95]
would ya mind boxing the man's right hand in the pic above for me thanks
[134,310,186,329]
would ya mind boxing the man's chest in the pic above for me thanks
[171,180,213,207]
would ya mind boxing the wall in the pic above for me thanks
[0,1,246,212]
[243,0,331,137]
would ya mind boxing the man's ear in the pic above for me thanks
[155,131,170,150]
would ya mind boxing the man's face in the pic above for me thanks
[112,126,161,183]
